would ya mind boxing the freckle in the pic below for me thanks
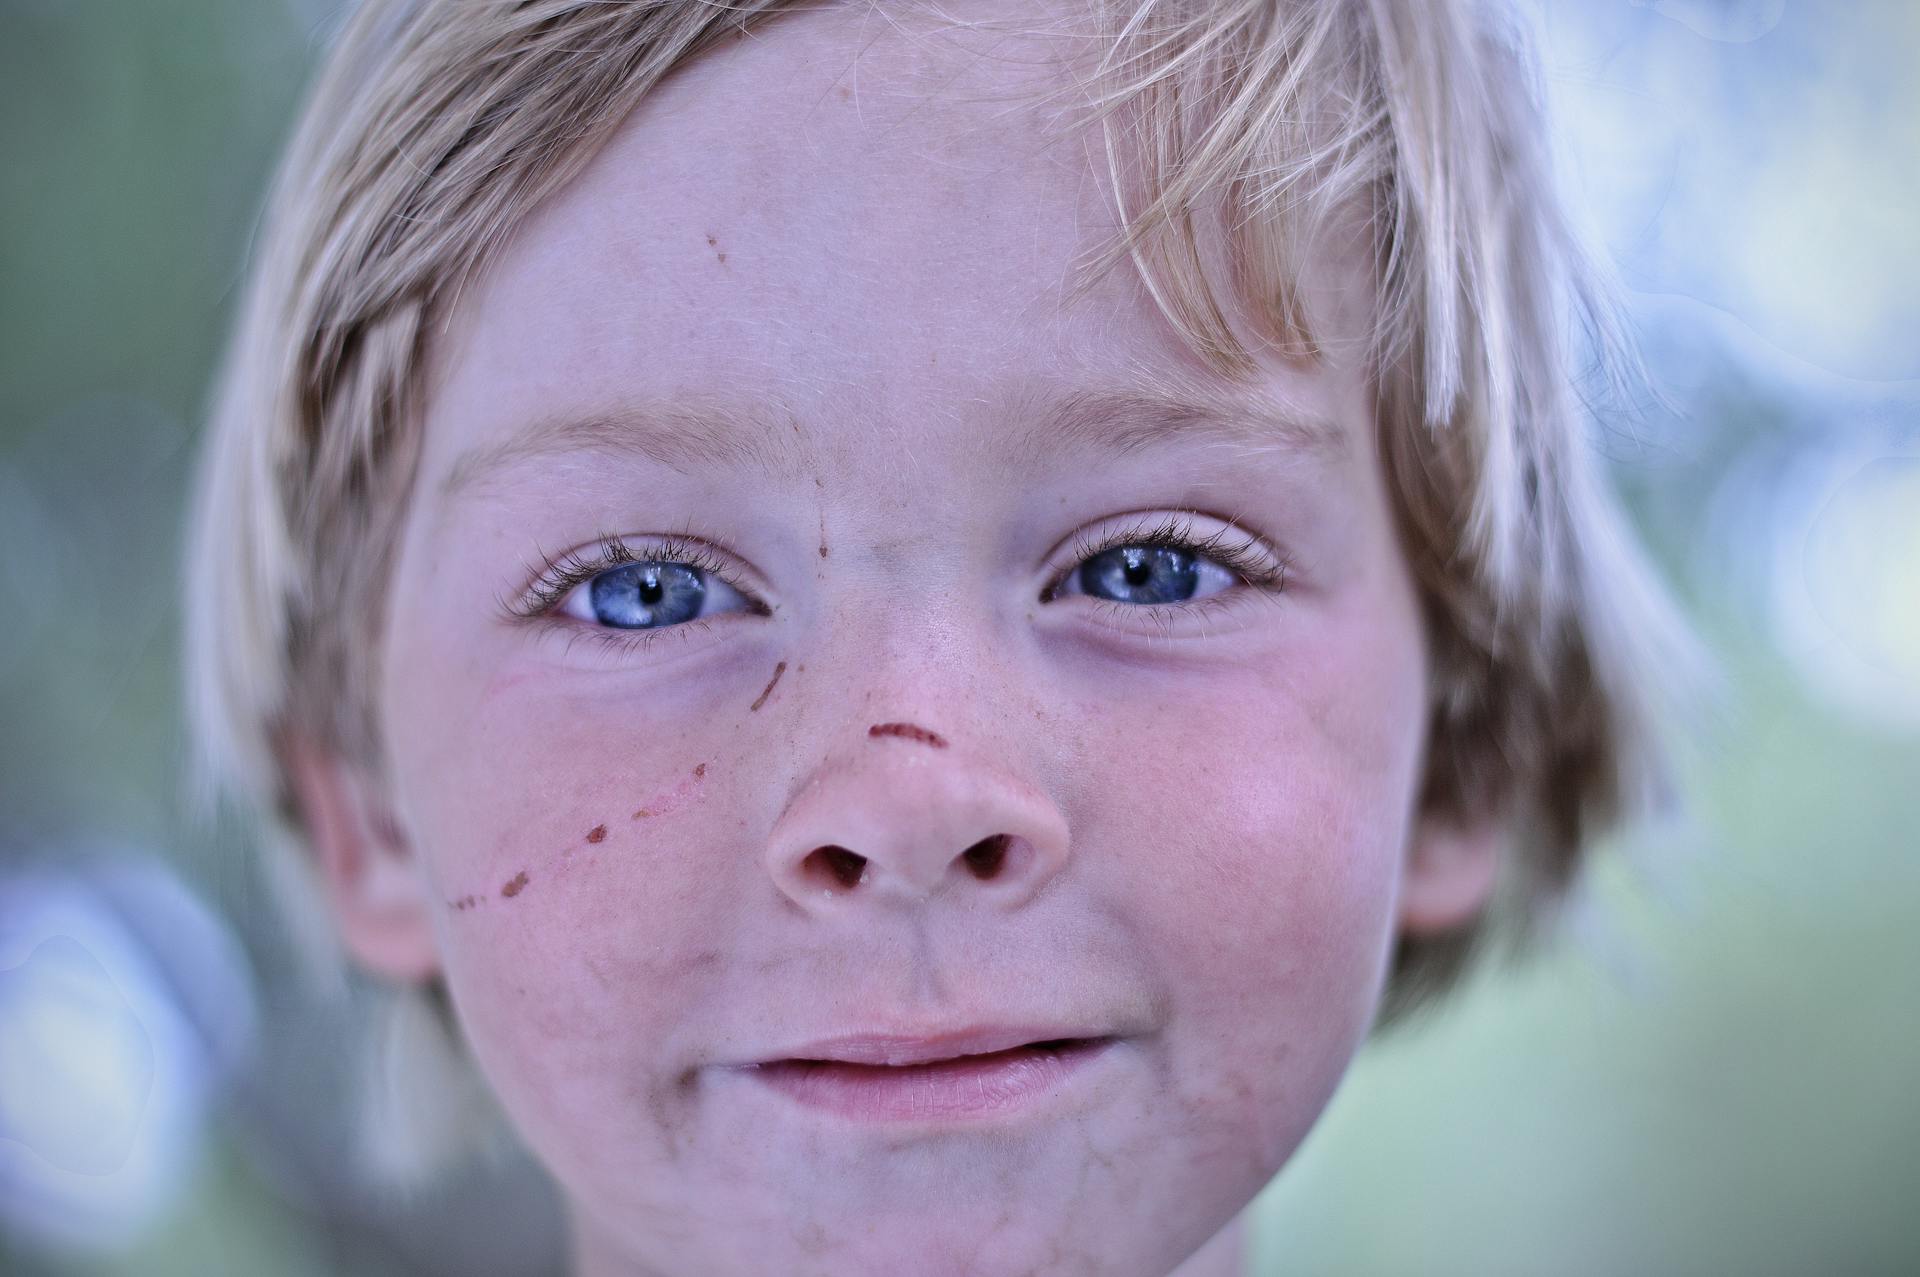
[501,870,530,898]
[716,251,727,264]
[705,232,716,246]
[750,661,787,711]
[586,824,607,844]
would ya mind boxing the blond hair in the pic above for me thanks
[184,0,1693,1187]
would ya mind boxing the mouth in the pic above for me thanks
[743,1035,1116,1122]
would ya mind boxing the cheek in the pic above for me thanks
[1124,703,1409,992]
[1080,622,1423,1166]
[379,658,751,1182]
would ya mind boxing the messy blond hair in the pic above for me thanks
[184,0,1691,1186]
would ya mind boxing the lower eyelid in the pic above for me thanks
[553,616,718,662]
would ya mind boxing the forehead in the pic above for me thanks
[420,2,1376,492]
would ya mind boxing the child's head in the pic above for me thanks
[185,1,1682,1272]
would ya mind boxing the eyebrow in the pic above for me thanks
[1003,386,1348,473]
[439,398,807,499]
[437,385,1347,502]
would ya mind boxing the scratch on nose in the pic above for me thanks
[868,721,948,749]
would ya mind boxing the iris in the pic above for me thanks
[1076,545,1199,605]
[588,562,706,629]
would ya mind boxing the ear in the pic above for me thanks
[1397,806,1503,935]
[280,731,442,983]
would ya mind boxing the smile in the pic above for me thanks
[742,1035,1116,1122]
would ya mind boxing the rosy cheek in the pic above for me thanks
[394,681,715,958]
[404,715,744,1171]
[1092,642,1416,1013]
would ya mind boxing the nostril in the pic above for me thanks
[805,845,868,889]
[961,834,1011,881]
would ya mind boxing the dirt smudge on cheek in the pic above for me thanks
[501,870,530,898]
[749,661,786,711]
[632,762,712,821]
[447,894,486,912]
[585,943,725,1166]
[585,824,608,844]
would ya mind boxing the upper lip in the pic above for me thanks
[758,1026,1105,1067]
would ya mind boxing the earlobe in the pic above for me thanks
[1397,809,1503,935]
[280,731,443,983]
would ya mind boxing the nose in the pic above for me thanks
[765,720,1070,913]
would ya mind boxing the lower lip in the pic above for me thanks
[745,1040,1113,1122]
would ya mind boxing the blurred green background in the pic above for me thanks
[2,1,1916,1274]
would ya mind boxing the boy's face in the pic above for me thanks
[329,7,1489,1275]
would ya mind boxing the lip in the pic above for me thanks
[773,1026,1103,1067]
[738,1028,1117,1122]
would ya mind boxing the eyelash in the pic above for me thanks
[508,529,738,620]
[1044,513,1288,601]
[504,512,1289,657]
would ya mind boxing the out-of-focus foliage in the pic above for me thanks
[1,2,1914,1275]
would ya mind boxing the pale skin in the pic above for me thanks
[288,6,1499,1274]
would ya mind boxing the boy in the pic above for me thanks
[184,1,1685,1273]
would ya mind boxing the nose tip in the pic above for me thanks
[765,724,1068,912]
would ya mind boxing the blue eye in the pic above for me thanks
[1072,545,1207,605]
[559,560,753,630]
[519,516,1285,653]
[1049,516,1280,609]
[582,562,707,629]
